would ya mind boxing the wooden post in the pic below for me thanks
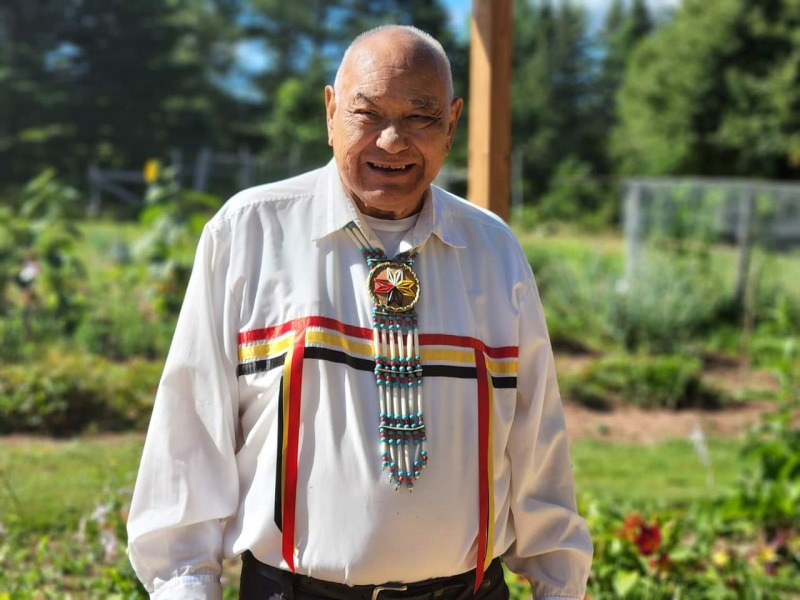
[468,0,513,222]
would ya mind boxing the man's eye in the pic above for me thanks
[355,111,380,119]
[409,115,436,124]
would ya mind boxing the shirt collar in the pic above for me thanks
[311,157,466,249]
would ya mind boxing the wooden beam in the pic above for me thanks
[468,0,513,222]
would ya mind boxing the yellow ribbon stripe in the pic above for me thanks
[239,335,295,361]
[484,354,495,571]
[280,334,295,510]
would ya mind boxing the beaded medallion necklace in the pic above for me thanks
[343,222,428,491]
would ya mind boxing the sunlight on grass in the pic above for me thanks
[0,434,144,532]
[571,437,744,505]
[0,434,746,534]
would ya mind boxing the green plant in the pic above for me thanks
[720,341,800,536]
[135,166,220,316]
[611,252,733,354]
[584,493,800,599]
[18,169,88,334]
[0,349,160,435]
[0,487,148,598]
[537,156,613,224]
[562,354,725,410]
[73,264,175,360]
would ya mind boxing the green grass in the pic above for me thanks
[0,434,144,532]
[572,437,744,506]
[0,434,746,534]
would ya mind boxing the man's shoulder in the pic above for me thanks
[433,185,518,243]
[208,166,323,229]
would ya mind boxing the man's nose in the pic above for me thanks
[375,122,408,154]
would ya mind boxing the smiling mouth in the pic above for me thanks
[367,162,415,173]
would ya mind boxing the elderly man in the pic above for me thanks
[128,25,592,600]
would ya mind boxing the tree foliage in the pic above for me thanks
[512,0,600,197]
[613,0,800,178]
[1,0,797,214]
[0,0,241,187]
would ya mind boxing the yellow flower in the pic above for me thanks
[712,551,729,567]
[143,159,161,184]
[758,546,777,564]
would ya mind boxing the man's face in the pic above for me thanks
[325,38,463,219]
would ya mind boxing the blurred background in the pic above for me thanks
[0,0,798,597]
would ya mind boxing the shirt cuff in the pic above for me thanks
[151,575,222,600]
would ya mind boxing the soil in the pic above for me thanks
[0,353,783,447]
[555,351,782,443]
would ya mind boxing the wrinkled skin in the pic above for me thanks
[325,30,463,219]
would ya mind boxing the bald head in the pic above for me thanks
[334,26,453,99]
[324,25,463,219]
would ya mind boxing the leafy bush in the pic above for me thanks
[610,254,734,354]
[0,487,148,598]
[0,170,89,360]
[719,343,800,536]
[0,350,160,435]
[136,166,219,316]
[584,496,800,599]
[537,155,616,227]
[528,248,621,350]
[584,360,800,598]
[562,354,725,410]
[73,265,175,360]
[527,241,735,355]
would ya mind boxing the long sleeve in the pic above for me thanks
[502,277,593,600]
[127,223,241,599]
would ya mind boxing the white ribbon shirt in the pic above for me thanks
[127,158,593,600]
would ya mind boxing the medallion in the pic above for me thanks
[343,222,428,490]
[367,262,421,313]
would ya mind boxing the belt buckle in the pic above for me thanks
[371,584,408,600]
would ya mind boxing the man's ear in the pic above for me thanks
[445,97,464,153]
[324,85,336,146]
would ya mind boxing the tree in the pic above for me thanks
[612,0,800,178]
[245,0,463,170]
[597,0,652,130]
[0,0,242,191]
[512,0,599,197]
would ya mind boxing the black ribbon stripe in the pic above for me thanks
[237,354,286,377]
[237,345,517,388]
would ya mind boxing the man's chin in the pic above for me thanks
[357,188,427,218]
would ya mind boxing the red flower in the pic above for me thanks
[649,553,670,573]
[620,513,662,556]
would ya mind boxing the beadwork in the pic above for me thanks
[343,222,428,491]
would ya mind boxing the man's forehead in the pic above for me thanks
[336,32,452,102]
[351,91,442,110]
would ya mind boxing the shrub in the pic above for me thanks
[610,253,734,354]
[537,155,614,226]
[0,487,148,598]
[583,494,800,599]
[562,354,726,410]
[0,350,160,435]
[719,343,800,535]
[529,250,620,350]
[73,267,175,360]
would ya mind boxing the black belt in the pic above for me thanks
[241,551,505,600]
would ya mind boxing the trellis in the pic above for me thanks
[623,177,800,309]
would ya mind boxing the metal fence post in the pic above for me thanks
[624,180,643,284]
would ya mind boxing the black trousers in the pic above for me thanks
[239,552,510,600]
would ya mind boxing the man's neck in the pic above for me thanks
[348,190,427,220]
